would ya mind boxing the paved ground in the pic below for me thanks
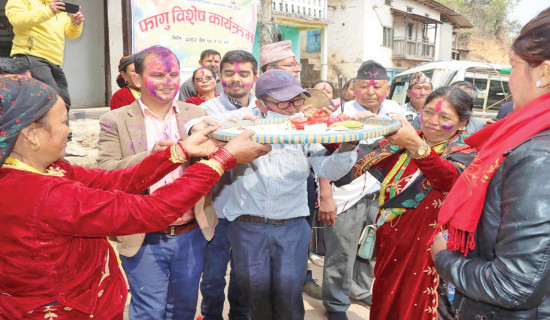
[122,261,371,320]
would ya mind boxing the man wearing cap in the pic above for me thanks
[403,71,433,125]
[178,49,223,102]
[260,40,302,77]
[203,69,358,319]
[260,40,325,300]
[319,60,404,320]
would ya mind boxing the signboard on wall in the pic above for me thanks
[132,0,257,71]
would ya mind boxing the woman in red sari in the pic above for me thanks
[0,75,270,319]
[341,86,476,319]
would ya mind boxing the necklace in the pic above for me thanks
[2,157,65,176]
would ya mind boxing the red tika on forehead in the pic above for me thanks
[234,61,241,72]
[435,99,444,112]
[369,79,376,86]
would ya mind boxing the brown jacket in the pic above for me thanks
[96,100,218,257]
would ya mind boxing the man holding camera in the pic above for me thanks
[6,0,84,110]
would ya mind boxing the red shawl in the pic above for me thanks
[439,92,550,255]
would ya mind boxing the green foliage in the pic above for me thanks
[438,0,519,39]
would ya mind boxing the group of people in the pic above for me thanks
[1,2,550,320]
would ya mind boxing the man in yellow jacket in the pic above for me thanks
[6,0,84,110]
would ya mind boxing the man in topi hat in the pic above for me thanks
[403,71,433,125]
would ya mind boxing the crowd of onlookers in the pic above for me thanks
[2,1,550,320]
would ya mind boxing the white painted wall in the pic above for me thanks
[63,0,106,108]
[107,0,124,99]
[438,23,453,61]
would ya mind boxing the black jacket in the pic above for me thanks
[435,129,550,320]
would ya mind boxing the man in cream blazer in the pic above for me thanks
[97,46,217,320]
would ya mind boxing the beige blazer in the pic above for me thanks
[96,100,218,257]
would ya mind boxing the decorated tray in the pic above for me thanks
[209,117,402,144]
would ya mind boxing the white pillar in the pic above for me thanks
[321,27,328,79]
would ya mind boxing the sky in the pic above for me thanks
[508,0,549,26]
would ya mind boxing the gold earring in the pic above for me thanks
[30,140,40,151]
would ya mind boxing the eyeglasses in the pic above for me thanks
[194,76,214,82]
[276,62,302,69]
[262,97,306,110]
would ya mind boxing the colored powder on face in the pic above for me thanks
[222,82,228,87]
[435,100,443,112]
[322,83,327,91]
[244,83,252,88]
[419,114,423,123]
[381,95,386,101]
[200,69,205,76]
[369,79,376,86]
[211,80,216,85]
[234,62,241,72]
[355,90,360,98]
[442,124,454,130]
[292,56,298,64]
[411,91,418,97]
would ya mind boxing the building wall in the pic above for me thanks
[325,0,365,83]
[438,22,453,61]
[107,0,124,100]
[64,0,106,108]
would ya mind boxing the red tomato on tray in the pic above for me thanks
[289,116,308,130]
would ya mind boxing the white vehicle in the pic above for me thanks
[389,60,511,115]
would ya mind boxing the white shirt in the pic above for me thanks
[330,99,404,214]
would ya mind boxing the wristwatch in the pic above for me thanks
[410,141,430,159]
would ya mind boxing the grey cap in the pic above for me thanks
[255,69,311,101]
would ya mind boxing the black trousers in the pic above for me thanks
[13,54,71,109]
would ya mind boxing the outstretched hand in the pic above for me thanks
[224,130,272,164]
[385,116,423,151]
[181,125,222,158]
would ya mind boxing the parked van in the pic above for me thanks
[389,60,511,115]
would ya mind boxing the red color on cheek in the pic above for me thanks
[244,83,252,88]
[381,95,386,101]
[435,100,443,112]
[411,91,418,97]
[211,80,216,85]
[355,90,360,98]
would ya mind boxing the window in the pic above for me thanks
[407,23,414,39]
[385,0,392,5]
[382,27,393,47]
[406,6,413,13]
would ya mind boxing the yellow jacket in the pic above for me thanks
[6,0,83,66]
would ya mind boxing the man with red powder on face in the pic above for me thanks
[403,71,433,125]
[96,46,218,319]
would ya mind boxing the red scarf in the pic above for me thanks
[439,92,550,255]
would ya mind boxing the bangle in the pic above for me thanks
[169,143,187,164]
[199,159,224,176]
[209,147,237,170]
[176,141,190,162]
